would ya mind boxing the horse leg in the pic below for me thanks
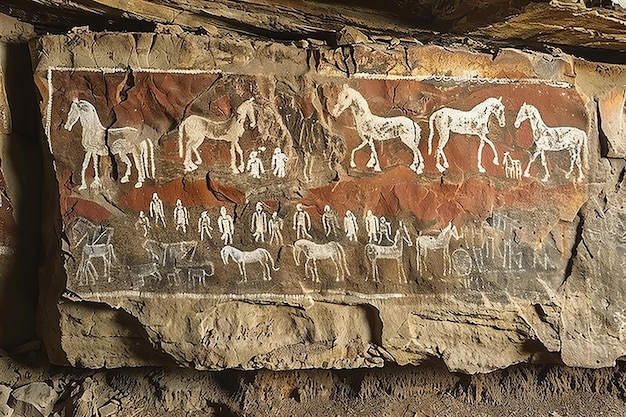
[523,151,541,178]
[401,132,424,174]
[131,150,145,188]
[350,139,370,169]
[313,259,320,283]
[79,152,92,190]
[184,137,199,171]
[91,154,102,188]
[331,256,341,282]
[398,258,407,283]
[481,135,500,166]
[539,151,550,182]
[234,140,245,173]
[575,142,585,182]
[118,153,132,184]
[365,138,381,172]
[237,262,247,283]
[435,129,449,172]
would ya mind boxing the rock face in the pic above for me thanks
[32,31,626,373]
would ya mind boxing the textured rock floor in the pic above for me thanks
[3,347,626,416]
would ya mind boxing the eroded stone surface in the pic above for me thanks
[33,32,619,373]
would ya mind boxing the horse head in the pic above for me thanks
[64,99,81,131]
[331,84,352,118]
[238,97,256,129]
[220,246,232,265]
[514,103,531,129]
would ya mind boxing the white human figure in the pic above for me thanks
[344,210,359,242]
[268,211,284,246]
[246,151,265,179]
[322,205,340,238]
[149,192,166,227]
[198,211,213,241]
[173,199,189,233]
[365,210,379,243]
[271,147,288,178]
[378,216,393,244]
[135,211,151,237]
[251,202,268,243]
[293,203,312,239]
[218,206,235,245]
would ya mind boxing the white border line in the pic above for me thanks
[74,290,406,303]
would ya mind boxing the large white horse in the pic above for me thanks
[428,97,506,173]
[416,222,462,276]
[365,222,412,283]
[65,99,158,189]
[64,99,109,190]
[178,97,257,173]
[331,84,424,174]
[220,245,278,282]
[514,103,588,183]
[293,239,350,282]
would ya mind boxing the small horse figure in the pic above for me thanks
[514,103,588,183]
[331,84,424,174]
[64,99,109,190]
[502,151,522,180]
[178,97,257,173]
[428,97,506,173]
[416,222,462,276]
[293,239,350,282]
[365,222,412,283]
[220,245,278,283]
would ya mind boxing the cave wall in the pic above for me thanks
[2,1,626,415]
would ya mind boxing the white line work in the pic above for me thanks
[322,205,340,238]
[416,222,462,276]
[173,199,189,233]
[220,245,278,282]
[331,84,424,174]
[365,210,379,243]
[64,99,110,190]
[293,239,350,282]
[246,150,265,178]
[502,151,522,180]
[344,210,359,242]
[198,211,213,241]
[149,193,167,227]
[293,203,312,240]
[428,97,505,174]
[268,212,284,246]
[178,97,256,173]
[217,206,235,245]
[135,211,151,237]
[128,262,162,288]
[251,202,268,243]
[142,239,197,267]
[514,103,588,183]
[271,147,288,178]
[109,126,156,188]
[365,222,412,283]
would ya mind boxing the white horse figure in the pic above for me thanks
[178,97,257,173]
[65,99,158,189]
[416,222,462,276]
[365,222,412,283]
[428,97,506,173]
[514,103,588,183]
[220,245,278,283]
[64,99,109,190]
[109,124,157,188]
[502,151,522,180]
[293,239,350,282]
[331,84,424,174]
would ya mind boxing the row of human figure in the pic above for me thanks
[136,193,403,246]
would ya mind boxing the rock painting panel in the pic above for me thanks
[46,69,590,299]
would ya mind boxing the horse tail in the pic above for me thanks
[267,250,280,271]
[336,242,350,276]
[178,119,186,158]
[427,113,436,155]
[147,138,155,179]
